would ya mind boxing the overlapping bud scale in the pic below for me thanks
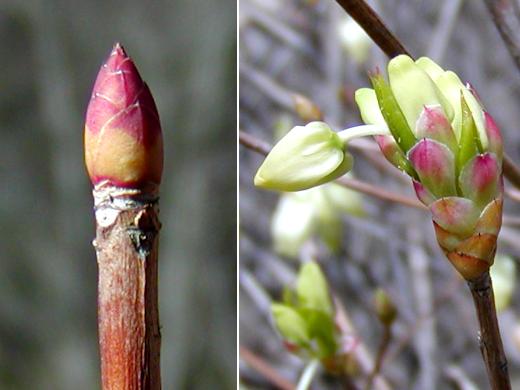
[84,43,163,189]
[355,55,503,280]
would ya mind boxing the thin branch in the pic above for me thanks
[467,272,511,390]
[334,297,392,390]
[240,345,296,390]
[239,131,425,210]
[239,130,273,156]
[335,176,426,210]
[337,0,520,189]
[364,325,392,390]
[503,155,520,190]
[427,0,464,62]
[482,0,520,72]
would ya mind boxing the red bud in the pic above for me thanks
[84,43,163,188]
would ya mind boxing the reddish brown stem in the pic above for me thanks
[94,184,162,390]
[467,272,511,390]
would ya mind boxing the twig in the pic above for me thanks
[445,365,479,390]
[337,0,520,189]
[427,0,464,62]
[239,131,426,210]
[386,272,461,364]
[334,297,392,390]
[335,176,425,210]
[93,185,162,390]
[240,345,296,390]
[482,0,520,73]
[364,325,391,390]
[466,272,511,390]
[85,44,163,390]
[239,130,273,156]
[503,155,520,190]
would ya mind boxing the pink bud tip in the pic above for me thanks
[84,43,163,188]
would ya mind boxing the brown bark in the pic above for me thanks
[93,184,162,390]
[467,272,511,390]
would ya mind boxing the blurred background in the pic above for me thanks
[240,0,520,389]
[0,0,235,388]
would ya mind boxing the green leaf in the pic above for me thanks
[370,72,417,152]
[271,303,310,347]
[462,88,487,150]
[298,308,337,358]
[457,93,479,175]
[296,262,333,315]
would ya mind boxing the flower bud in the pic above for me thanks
[354,55,504,280]
[373,288,397,326]
[292,94,323,122]
[84,43,163,189]
[254,122,353,191]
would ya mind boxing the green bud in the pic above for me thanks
[271,262,339,359]
[254,122,353,191]
[374,288,397,326]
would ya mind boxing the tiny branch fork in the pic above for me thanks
[239,131,425,210]
[335,0,520,190]
[93,184,162,390]
[467,272,511,390]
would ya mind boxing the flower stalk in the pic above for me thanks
[85,43,163,390]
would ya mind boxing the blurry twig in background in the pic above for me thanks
[363,324,391,390]
[334,296,392,390]
[444,365,479,390]
[427,0,464,62]
[240,345,295,390]
[482,0,520,72]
